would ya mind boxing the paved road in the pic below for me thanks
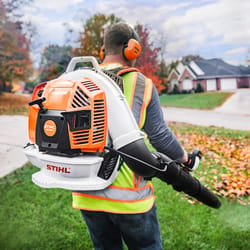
[163,89,250,131]
[162,107,250,131]
[0,89,250,178]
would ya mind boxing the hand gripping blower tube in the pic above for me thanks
[24,56,221,208]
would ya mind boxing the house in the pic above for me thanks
[168,58,250,92]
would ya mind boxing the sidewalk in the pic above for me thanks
[0,115,28,178]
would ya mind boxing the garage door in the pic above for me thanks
[220,78,237,90]
[183,79,192,90]
[207,79,217,91]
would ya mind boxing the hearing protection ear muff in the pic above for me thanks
[100,45,105,61]
[100,25,142,61]
[123,38,141,61]
[100,39,141,61]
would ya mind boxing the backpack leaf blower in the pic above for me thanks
[24,56,221,209]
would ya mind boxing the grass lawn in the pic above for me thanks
[0,124,249,250]
[159,92,233,109]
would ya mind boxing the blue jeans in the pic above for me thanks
[80,204,162,250]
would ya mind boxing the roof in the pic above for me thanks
[191,59,250,79]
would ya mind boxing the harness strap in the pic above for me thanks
[117,67,140,76]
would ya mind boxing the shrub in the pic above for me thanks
[239,85,249,88]
[195,83,204,93]
[181,89,188,94]
[172,84,180,94]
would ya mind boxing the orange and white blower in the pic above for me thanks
[24,56,145,190]
[24,56,221,208]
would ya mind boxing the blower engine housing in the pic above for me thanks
[25,57,145,190]
[29,77,107,155]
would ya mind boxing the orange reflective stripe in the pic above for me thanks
[135,176,142,188]
[138,78,153,128]
[132,172,142,188]
[133,173,136,187]
[117,67,140,76]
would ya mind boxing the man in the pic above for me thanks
[72,22,197,250]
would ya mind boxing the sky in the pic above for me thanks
[19,0,250,67]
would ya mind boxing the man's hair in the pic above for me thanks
[104,22,135,55]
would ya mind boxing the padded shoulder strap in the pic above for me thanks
[117,67,140,76]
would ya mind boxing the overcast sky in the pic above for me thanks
[20,0,250,66]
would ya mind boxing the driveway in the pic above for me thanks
[214,89,250,115]
[0,89,250,178]
[163,89,250,131]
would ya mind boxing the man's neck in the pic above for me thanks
[103,54,132,67]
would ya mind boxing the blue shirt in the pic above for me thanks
[137,85,184,161]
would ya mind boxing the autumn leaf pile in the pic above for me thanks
[170,122,250,204]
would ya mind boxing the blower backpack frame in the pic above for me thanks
[24,56,221,209]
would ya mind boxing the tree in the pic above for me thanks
[182,54,204,64]
[157,59,169,93]
[39,45,73,82]
[0,0,33,92]
[74,13,122,60]
[195,83,204,93]
[135,24,166,93]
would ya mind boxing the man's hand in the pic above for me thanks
[183,150,202,171]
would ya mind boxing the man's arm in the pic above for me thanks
[143,86,188,162]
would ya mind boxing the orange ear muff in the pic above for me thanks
[100,45,105,60]
[123,38,142,60]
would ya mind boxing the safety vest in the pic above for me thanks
[72,64,154,214]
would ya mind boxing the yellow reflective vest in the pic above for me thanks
[72,64,154,214]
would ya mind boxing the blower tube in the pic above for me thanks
[110,139,221,209]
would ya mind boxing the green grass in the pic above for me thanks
[169,121,250,140]
[153,179,250,250]
[1,165,249,250]
[0,165,92,250]
[159,92,233,109]
[1,124,249,250]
